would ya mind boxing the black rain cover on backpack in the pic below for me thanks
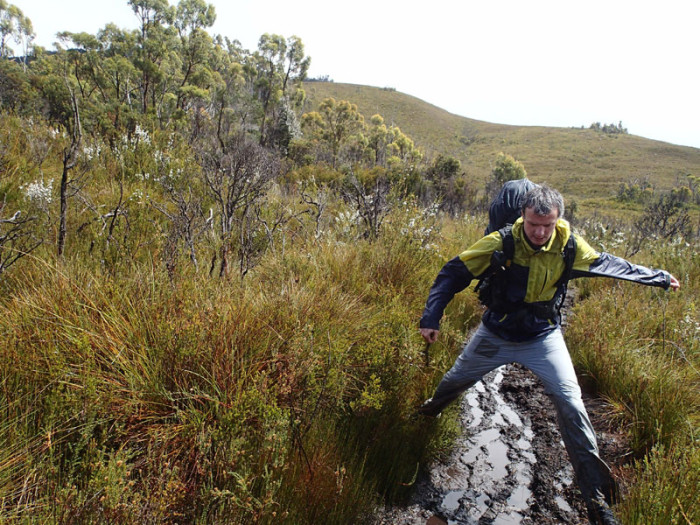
[485,178,537,235]
[476,178,536,309]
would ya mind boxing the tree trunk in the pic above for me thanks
[57,162,69,257]
[57,85,82,257]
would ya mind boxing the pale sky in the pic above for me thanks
[15,0,700,149]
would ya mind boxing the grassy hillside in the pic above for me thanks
[303,82,700,210]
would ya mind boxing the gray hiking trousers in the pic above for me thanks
[421,322,616,507]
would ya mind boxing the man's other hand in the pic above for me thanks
[420,328,439,344]
[669,274,681,291]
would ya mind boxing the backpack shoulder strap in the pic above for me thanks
[477,225,514,283]
[558,232,577,286]
[497,224,515,262]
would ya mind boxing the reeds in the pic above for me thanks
[566,241,699,524]
[0,207,483,523]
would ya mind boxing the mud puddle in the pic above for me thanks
[372,362,615,524]
[372,291,627,524]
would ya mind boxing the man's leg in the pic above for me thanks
[418,323,509,416]
[520,329,618,523]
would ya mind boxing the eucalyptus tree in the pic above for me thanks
[173,0,218,114]
[96,24,140,134]
[252,33,309,147]
[52,31,118,138]
[485,152,527,199]
[128,0,179,116]
[206,37,249,142]
[301,97,364,168]
[55,32,105,101]
[41,30,137,141]
[0,1,33,58]
[0,0,14,57]
[29,52,73,129]
[424,154,473,215]
[281,36,309,94]
[175,0,215,31]
[366,114,389,166]
[10,5,32,65]
[0,57,31,111]
[384,125,422,168]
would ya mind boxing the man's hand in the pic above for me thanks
[669,274,681,291]
[420,327,439,344]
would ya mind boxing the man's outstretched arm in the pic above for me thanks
[571,234,680,291]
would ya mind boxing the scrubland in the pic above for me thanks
[1,180,697,523]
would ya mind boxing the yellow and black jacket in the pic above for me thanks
[420,218,672,342]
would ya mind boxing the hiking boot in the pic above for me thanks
[587,499,620,525]
[415,398,442,418]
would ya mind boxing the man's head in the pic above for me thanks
[520,185,565,248]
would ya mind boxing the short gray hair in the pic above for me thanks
[521,184,565,218]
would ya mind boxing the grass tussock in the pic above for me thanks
[618,443,699,525]
[566,241,699,524]
[0,207,483,523]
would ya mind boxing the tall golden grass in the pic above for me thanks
[566,239,699,524]
[0,203,484,523]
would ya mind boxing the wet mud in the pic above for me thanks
[374,364,594,524]
[373,305,626,524]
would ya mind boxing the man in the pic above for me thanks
[417,185,680,525]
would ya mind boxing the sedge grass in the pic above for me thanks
[566,238,699,524]
[0,204,484,523]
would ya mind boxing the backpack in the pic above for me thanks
[485,178,537,235]
[476,180,577,319]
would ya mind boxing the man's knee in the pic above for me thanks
[546,379,583,403]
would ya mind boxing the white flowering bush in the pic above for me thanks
[129,189,147,206]
[334,209,361,236]
[22,178,53,213]
[677,313,700,338]
[82,141,103,162]
[574,218,629,253]
[113,125,159,182]
[113,126,194,193]
[399,200,440,251]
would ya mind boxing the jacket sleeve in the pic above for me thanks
[570,234,671,289]
[419,256,475,330]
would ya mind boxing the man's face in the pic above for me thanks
[522,207,559,248]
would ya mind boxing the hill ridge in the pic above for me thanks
[303,82,700,209]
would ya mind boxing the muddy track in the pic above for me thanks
[373,295,626,524]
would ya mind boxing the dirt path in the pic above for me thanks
[372,339,626,524]
[373,364,584,524]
